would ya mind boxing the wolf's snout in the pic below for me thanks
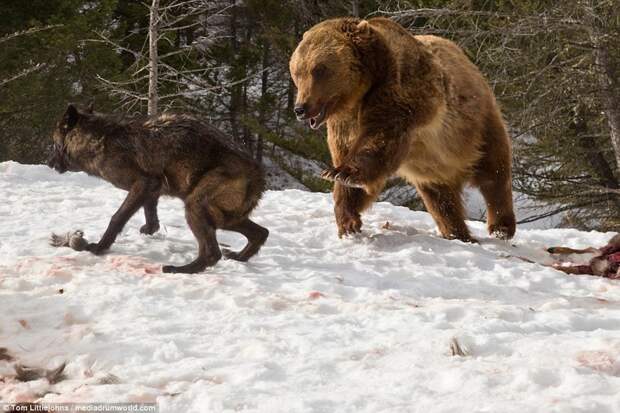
[47,146,68,173]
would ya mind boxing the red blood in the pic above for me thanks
[308,291,325,300]
[608,252,620,264]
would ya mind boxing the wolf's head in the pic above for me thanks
[48,103,93,173]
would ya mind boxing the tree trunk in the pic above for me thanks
[257,44,269,164]
[242,83,251,150]
[229,0,240,141]
[148,0,159,117]
[287,21,299,114]
[351,0,360,17]
[593,43,620,174]
[572,105,620,211]
[241,20,253,150]
[587,2,620,174]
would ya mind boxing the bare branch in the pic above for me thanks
[0,24,62,45]
[0,64,46,87]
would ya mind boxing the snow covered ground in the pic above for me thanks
[1,161,619,413]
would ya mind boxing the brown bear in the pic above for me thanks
[289,17,516,242]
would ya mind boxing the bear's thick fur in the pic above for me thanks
[290,17,516,241]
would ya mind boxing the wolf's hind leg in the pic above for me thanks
[163,192,222,274]
[222,219,269,262]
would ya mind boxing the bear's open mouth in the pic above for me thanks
[309,105,327,129]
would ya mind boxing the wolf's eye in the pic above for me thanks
[311,64,329,80]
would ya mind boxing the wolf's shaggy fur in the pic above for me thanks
[48,105,268,273]
[290,17,516,241]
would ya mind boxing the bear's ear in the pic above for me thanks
[356,20,370,36]
[341,18,372,45]
[342,19,392,83]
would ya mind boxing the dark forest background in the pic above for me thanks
[0,0,618,230]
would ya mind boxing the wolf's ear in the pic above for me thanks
[63,104,80,131]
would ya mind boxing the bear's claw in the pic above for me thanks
[338,217,362,237]
[321,167,364,188]
[335,205,363,238]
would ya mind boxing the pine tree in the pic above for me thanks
[386,0,620,229]
[0,0,121,163]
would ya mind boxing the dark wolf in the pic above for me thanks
[47,103,268,273]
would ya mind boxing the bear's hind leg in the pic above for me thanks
[416,183,474,242]
[473,112,516,240]
[476,177,516,240]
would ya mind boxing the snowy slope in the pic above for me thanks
[262,155,309,191]
[1,161,619,413]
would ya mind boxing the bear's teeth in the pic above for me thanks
[309,108,326,129]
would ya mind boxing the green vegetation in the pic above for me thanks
[0,0,617,229]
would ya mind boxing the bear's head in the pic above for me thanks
[289,18,388,129]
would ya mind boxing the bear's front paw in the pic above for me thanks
[335,208,362,238]
[321,166,364,188]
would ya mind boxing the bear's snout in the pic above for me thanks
[294,104,307,120]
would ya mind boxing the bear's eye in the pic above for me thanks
[311,64,329,80]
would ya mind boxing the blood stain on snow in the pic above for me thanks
[107,255,162,276]
[576,351,619,375]
[45,263,73,278]
[308,291,325,300]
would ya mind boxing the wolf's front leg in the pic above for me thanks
[140,197,160,235]
[87,178,161,255]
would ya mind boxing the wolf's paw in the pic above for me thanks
[162,258,216,274]
[321,166,364,188]
[222,248,249,262]
[162,265,179,273]
[140,222,160,235]
[85,242,106,255]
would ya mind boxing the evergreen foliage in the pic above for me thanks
[0,0,617,229]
